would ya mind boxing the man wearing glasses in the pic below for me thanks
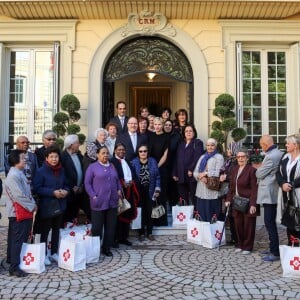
[4,136,38,183]
[35,130,57,167]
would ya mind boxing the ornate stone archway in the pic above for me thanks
[88,12,208,140]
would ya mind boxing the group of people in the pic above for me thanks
[3,98,300,277]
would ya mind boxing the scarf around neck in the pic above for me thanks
[199,150,218,172]
[46,161,62,177]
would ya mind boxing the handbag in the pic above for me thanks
[117,190,131,215]
[6,186,33,222]
[151,200,165,219]
[232,195,250,213]
[39,198,62,219]
[281,191,300,231]
[206,176,221,191]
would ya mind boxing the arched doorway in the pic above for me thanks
[88,24,208,141]
[102,37,193,125]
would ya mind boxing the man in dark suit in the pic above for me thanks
[116,117,148,162]
[109,101,129,135]
[61,134,89,222]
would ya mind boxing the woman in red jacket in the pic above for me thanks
[225,148,258,255]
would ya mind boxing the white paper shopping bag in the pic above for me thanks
[201,221,226,249]
[83,235,100,264]
[172,205,194,227]
[58,238,86,272]
[131,207,142,230]
[19,242,46,274]
[279,245,300,278]
[186,219,209,245]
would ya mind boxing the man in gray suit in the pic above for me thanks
[256,135,283,262]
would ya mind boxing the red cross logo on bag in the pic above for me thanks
[63,249,71,262]
[215,230,222,241]
[69,231,75,237]
[191,228,198,238]
[23,252,35,265]
[177,212,186,222]
[290,256,300,270]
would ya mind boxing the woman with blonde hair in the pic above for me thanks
[277,134,300,245]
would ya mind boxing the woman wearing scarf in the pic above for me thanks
[33,145,69,265]
[277,134,300,244]
[193,138,224,221]
[110,143,139,247]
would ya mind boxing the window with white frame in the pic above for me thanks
[8,44,59,144]
[238,45,288,148]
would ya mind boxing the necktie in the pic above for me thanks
[120,117,124,128]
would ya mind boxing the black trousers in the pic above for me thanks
[116,220,130,241]
[91,208,117,251]
[40,214,63,255]
[8,217,32,272]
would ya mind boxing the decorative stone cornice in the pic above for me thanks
[121,11,176,37]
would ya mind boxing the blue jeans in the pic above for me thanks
[263,204,279,256]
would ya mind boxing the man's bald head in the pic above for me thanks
[260,135,274,152]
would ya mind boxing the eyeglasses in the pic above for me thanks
[46,138,56,141]
[164,124,172,126]
[20,141,30,144]
[236,155,247,159]
[139,150,148,153]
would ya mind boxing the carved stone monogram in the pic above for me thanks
[121,10,176,37]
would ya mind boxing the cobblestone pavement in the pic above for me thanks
[0,225,299,300]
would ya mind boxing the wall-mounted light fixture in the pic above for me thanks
[146,73,157,80]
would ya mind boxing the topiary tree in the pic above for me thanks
[210,93,246,153]
[52,94,86,148]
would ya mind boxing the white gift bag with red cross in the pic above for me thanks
[58,237,86,272]
[19,242,46,274]
[279,245,300,278]
[201,221,226,249]
[186,219,209,245]
[172,205,194,227]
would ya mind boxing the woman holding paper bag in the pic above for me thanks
[85,145,122,257]
[193,138,224,221]
[225,149,258,254]
[131,144,161,241]
[5,150,37,277]
[277,134,300,244]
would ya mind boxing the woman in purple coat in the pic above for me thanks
[84,145,122,257]
[173,125,204,206]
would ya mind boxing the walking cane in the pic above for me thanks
[218,205,229,251]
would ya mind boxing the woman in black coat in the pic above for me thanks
[172,124,204,206]
[110,143,139,246]
[277,134,300,244]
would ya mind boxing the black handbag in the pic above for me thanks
[281,205,300,231]
[39,198,62,219]
[232,195,250,213]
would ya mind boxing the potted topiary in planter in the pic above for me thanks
[52,94,86,148]
[210,93,246,154]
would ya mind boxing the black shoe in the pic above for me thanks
[119,239,132,246]
[9,269,28,277]
[104,250,113,257]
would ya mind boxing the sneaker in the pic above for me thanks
[234,248,242,253]
[51,253,59,263]
[44,256,51,265]
[242,250,251,255]
[262,254,280,262]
